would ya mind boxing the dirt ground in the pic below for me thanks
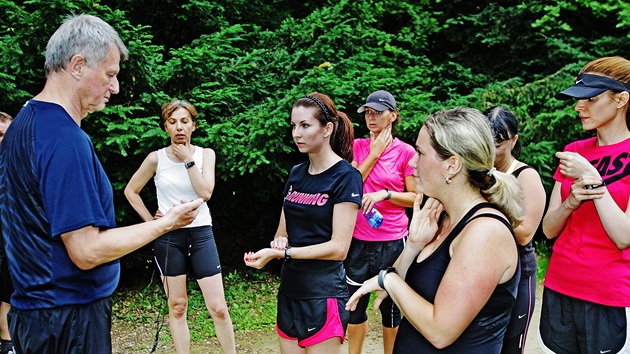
[112,283,544,353]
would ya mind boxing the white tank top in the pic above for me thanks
[154,146,212,227]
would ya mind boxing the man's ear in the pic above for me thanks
[69,54,87,80]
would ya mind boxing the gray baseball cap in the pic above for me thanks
[357,90,397,113]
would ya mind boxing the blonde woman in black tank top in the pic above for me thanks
[346,107,525,353]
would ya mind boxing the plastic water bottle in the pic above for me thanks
[364,208,383,228]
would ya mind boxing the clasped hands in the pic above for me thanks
[557,151,605,209]
[243,236,287,269]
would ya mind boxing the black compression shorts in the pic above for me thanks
[153,225,222,279]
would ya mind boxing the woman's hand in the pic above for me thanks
[557,151,600,179]
[270,236,288,250]
[346,275,390,311]
[564,176,606,210]
[244,248,279,269]
[369,125,393,158]
[408,195,443,250]
[171,142,193,163]
[360,191,386,213]
[557,151,605,209]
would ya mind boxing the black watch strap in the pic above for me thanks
[185,160,196,169]
[378,267,398,290]
[284,246,292,262]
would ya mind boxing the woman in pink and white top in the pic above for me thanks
[344,90,417,354]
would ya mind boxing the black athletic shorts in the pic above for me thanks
[0,258,14,303]
[153,225,222,279]
[8,297,112,353]
[539,287,630,353]
[276,291,349,347]
[344,237,405,326]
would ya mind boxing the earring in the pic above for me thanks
[445,177,452,185]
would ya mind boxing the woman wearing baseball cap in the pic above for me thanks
[540,56,630,353]
[344,90,417,354]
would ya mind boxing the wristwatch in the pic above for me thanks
[184,161,196,169]
[384,188,392,200]
[378,267,398,291]
[284,246,292,262]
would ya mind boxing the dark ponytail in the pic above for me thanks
[483,106,522,158]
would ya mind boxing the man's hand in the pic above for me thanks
[161,198,203,231]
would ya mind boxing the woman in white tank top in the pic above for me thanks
[124,99,236,354]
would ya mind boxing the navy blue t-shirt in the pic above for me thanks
[279,160,362,299]
[0,100,119,310]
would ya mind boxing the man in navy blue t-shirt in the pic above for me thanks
[0,14,202,353]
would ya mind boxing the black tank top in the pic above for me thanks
[393,203,520,353]
[513,165,538,277]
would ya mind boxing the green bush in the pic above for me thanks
[1,0,627,268]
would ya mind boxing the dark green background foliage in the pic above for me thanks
[1,0,629,273]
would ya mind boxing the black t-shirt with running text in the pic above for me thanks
[279,160,362,299]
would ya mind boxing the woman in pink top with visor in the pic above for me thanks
[540,56,630,353]
[344,90,417,354]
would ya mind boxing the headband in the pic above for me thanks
[305,95,331,122]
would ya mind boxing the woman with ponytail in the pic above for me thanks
[484,106,545,354]
[347,107,524,353]
[245,92,362,353]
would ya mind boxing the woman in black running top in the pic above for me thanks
[245,92,362,354]
[347,107,525,353]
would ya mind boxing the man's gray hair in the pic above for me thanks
[44,14,129,77]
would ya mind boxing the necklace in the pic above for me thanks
[437,195,483,240]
